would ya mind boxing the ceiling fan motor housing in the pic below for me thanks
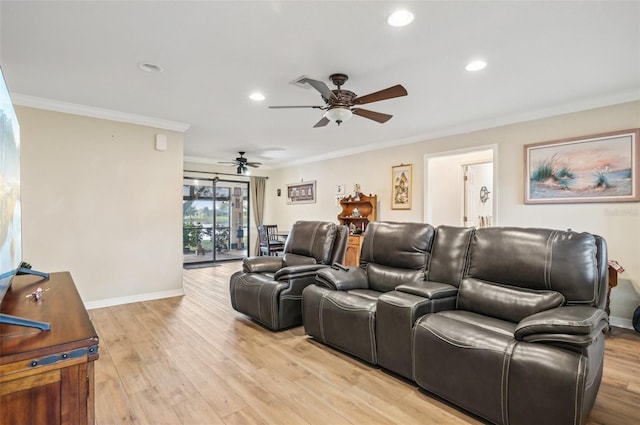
[329,73,349,87]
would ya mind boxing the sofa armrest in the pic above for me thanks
[243,256,283,273]
[396,281,458,299]
[274,264,328,281]
[514,306,608,346]
[315,265,368,291]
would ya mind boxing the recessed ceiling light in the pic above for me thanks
[465,60,487,72]
[387,10,414,27]
[137,62,163,73]
[249,92,266,101]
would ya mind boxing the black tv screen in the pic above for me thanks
[0,66,22,303]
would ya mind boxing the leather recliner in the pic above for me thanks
[412,227,608,425]
[375,224,474,379]
[302,221,436,363]
[229,221,347,331]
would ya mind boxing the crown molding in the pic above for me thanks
[265,89,640,168]
[11,93,191,132]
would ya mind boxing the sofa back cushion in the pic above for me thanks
[458,278,565,323]
[329,225,349,265]
[284,221,337,265]
[466,227,603,305]
[360,221,435,293]
[427,226,474,287]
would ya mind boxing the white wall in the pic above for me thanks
[266,101,640,326]
[17,106,185,306]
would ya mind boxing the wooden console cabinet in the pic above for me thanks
[344,235,365,266]
[338,193,377,266]
[0,272,99,425]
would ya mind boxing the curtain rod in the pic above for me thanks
[183,169,268,179]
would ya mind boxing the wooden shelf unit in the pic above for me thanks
[338,193,377,266]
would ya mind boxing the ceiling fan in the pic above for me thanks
[218,152,262,174]
[269,73,407,128]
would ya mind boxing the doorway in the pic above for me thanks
[425,146,496,227]
[183,178,249,264]
[463,162,493,227]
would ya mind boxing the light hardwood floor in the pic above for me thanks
[89,262,640,425]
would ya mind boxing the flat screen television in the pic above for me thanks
[0,66,50,331]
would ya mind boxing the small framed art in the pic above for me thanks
[392,164,412,209]
[287,181,316,204]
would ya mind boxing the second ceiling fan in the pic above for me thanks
[269,73,407,128]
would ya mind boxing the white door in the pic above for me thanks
[463,162,493,228]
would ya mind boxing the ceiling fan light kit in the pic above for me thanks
[269,73,407,128]
[324,107,353,125]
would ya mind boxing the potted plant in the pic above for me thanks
[183,222,203,254]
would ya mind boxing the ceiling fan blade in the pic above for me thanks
[246,162,262,167]
[218,161,238,164]
[313,116,330,128]
[353,84,407,105]
[352,108,393,123]
[299,78,336,102]
[268,105,324,109]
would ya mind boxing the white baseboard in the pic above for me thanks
[84,288,185,310]
[609,316,633,330]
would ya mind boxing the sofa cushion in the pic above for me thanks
[285,221,337,264]
[302,285,379,364]
[282,253,317,267]
[426,225,474,287]
[458,278,565,323]
[367,263,424,293]
[360,221,434,270]
[466,227,600,304]
[346,289,383,301]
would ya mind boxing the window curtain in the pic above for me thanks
[250,176,266,256]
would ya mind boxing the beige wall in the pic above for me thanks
[16,106,184,306]
[15,101,639,324]
[266,101,640,326]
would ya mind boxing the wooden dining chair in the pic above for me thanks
[258,225,285,256]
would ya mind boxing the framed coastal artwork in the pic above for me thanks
[524,129,639,204]
[287,180,316,204]
[391,164,412,209]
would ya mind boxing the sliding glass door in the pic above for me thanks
[183,178,249,264]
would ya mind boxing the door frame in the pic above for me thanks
[424,144,498,227]
[462,161,494,227]
[182,177,250,264]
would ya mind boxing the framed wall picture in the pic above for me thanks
[524,129,639,204]
[287,181,316,204]
[391,164,412,209]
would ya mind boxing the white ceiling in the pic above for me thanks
[2,1,639,169]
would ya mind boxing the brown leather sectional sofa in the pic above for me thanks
[302,221,608,425]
